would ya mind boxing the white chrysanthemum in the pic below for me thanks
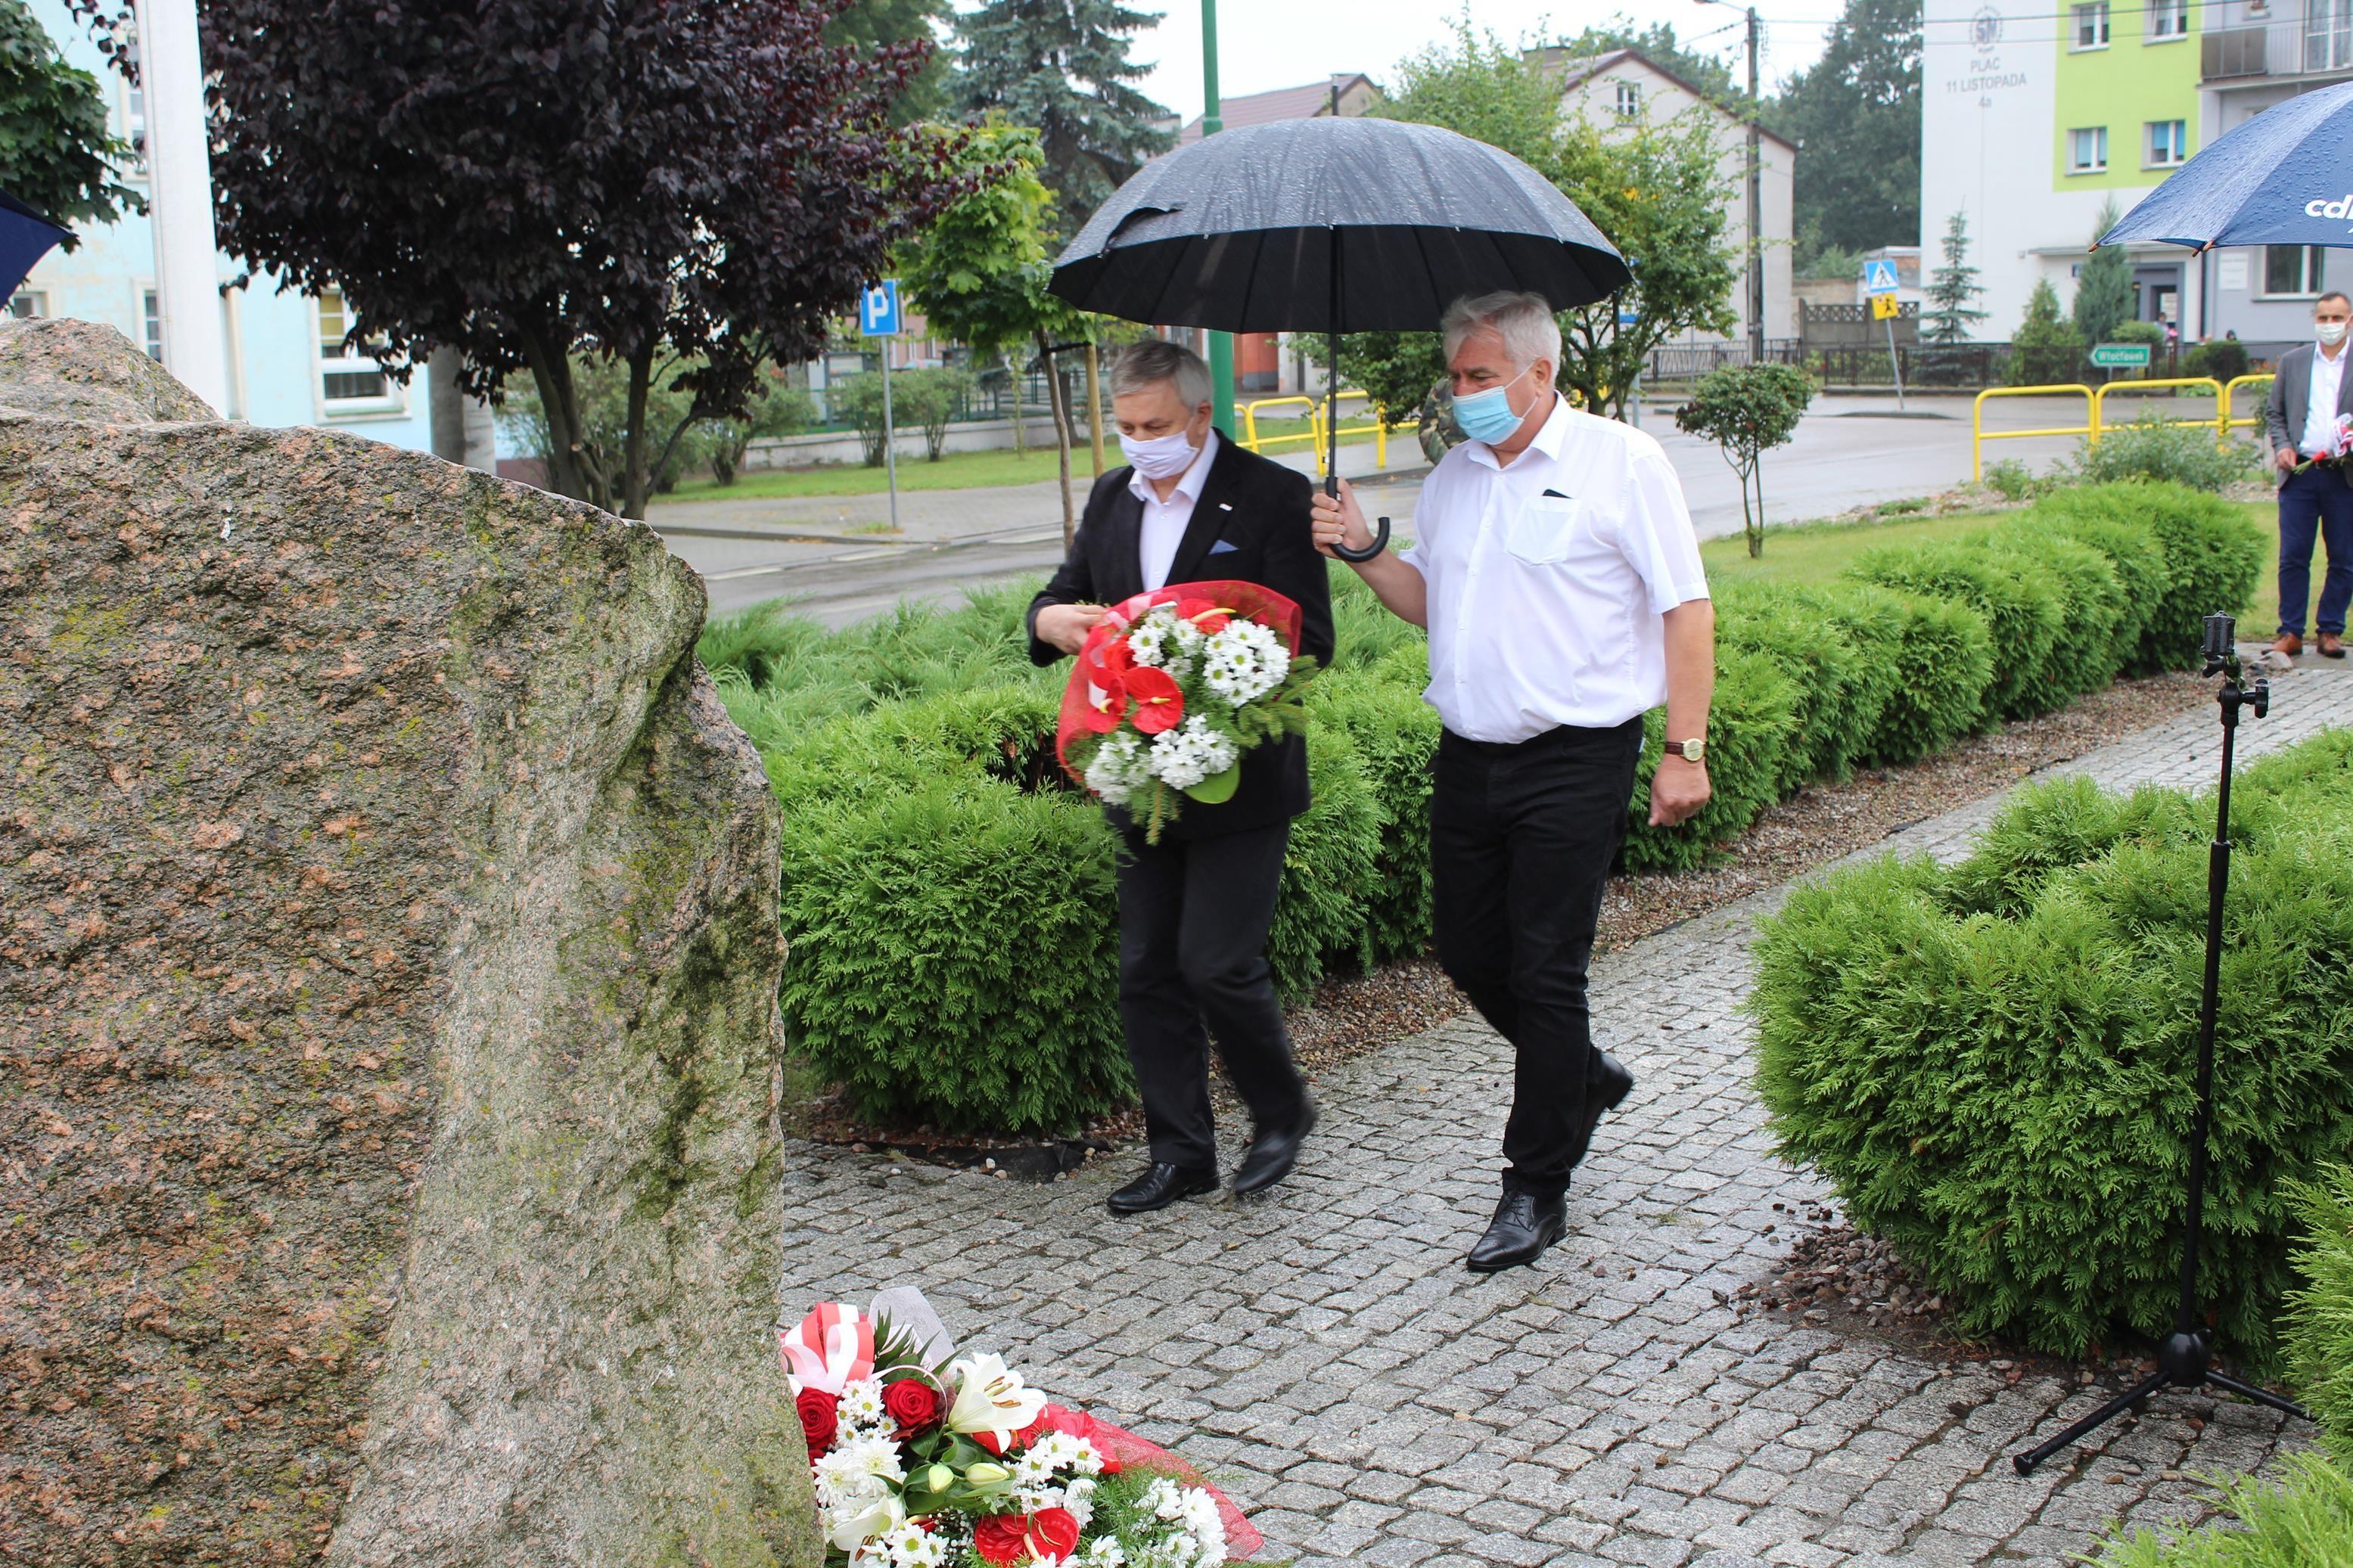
[1125,613,1173,669]
[836,1377,887,1433]
[1061,1474,1099,1530]
[877,1524,947,1568]
[1080,1538,1127,1566]
[815,1433,906,1502]
[1141,1477,1186,1520]
[1200,619,1288,707]
[1145,713,1239,790]
[1175,1486,1227,1564]
[1084,730,1147,805]
[1014,1430,1102,1484]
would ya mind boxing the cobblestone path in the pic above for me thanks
[778,666,2353,1566]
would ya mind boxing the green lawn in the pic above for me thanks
[661,444,1093,503]
[1704,498,2283,637]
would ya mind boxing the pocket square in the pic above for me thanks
[1208,539,1241,554]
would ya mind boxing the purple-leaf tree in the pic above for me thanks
[70,0,963,517]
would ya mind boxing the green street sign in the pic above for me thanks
[2090,343,2153,368]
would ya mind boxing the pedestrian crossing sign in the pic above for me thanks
[1862,259,1899,297]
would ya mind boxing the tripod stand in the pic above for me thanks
[2013,613,2306,1475]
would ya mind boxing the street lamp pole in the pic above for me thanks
[1201,0,1236,433]
[136,0,229,416]
[1743,5,1764,366]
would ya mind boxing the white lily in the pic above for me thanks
[825,1491,906,1552]
[942,1352,1048,1449]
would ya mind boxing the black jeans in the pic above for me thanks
[1114,818,1308,1171]
[1431,719,1645,1199]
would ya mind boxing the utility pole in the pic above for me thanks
[137,0,230,415]
[1202,0,1236,434]
[1743,5,1764,365]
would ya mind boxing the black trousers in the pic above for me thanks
[1114,818,1308,1171]
[1431,719,1645,1199]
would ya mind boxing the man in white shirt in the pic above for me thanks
[1310,290,1715,1271]
[2263,290,2353,660]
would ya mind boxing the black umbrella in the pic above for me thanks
[0,188,70,304]
[1051,116,1630,559]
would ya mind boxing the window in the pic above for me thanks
[315,288,396,410]
[1613,81,1641,120]
[2146,120,2187,166]
[2069,126,2109,172]
[141,288,161,360]
[6,290,44,319]
[2073,2,2111,47]
[2311,0,2353,70]
[2264,244,2328,297]
[2146,0,2189,39]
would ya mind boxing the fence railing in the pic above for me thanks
[1645,340,2199,390]
[1969,373,2276,479]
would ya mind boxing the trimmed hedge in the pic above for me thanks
[1752,731,2353,1361]
[2288,1165,2353,1465]
[1848,539,2066,724]
[707,480,2266,1135]
[2028,482,2265,675]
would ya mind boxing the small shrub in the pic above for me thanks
[1713,580,1874,788]
[2083,1452,2353,1568]
[1980,458,2044,501]
[2286,1165,2353,1463]
[2183,338,2252,386]
[1752,732,2353,1360]
[1985,531,2125,698]
[1848,542,2063,723]
[2031,483,2264,670]
[1816,584,1994,766]
[2064,414,2263,492]
[1622,646,1798,873]
[1310,677,1441,964]
[2000,505,2168,682]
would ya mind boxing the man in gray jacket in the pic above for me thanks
[2264,291,2353,660]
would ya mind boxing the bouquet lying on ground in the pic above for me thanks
[1055,582,1319,843]
[782,1299,1260,1566]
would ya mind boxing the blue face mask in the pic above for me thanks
[1450,365,1535,445]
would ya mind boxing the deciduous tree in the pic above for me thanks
[1674,363,1814,557]
[69,0,962,519]
[0,0,138,244]
[1765,0,1921,260]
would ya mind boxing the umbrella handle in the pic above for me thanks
[1330,516,1390,563]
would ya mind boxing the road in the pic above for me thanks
[651,390,2219,629]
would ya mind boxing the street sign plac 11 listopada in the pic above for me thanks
[859,281,902,337]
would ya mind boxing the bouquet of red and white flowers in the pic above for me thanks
[1055,581,1319,843]
[781,1300,1259,1567]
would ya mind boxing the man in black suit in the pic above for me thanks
[1027,340,1335,1215]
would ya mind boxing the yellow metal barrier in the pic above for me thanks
[1971,383,2096,481]
[2091,376,2225,442]
[1319,388,1413,471]
[1239,396,1323,460]
[2222,372,2275,436]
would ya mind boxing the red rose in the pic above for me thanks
[881,1376,940,1436]
[1124,667,1183,734]
[1024,1507,1083,1562]
[1099,637,1134,675]
[794,1388,839,1457]
[972,1514,1029,1566]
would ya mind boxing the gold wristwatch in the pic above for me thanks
[1663,737,1706,765]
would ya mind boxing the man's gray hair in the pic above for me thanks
[1441,291,1562,373]
[1109,338,1214,408]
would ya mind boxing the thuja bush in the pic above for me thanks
[1988,532,2125,697]
[1839,588,1996,765]
[1310,674,1441,965]
[1264,725,1384,1001]
[1752,731,2353,1360]
[2286,1165,2353,1462]
[1995,508,2166,682]
[1623,647,1797,873]
[1713,580,1880,787]
[2028,483,2263,672]
[1847,541,2066,724]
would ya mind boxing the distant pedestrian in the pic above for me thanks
[2264,291,2353,661]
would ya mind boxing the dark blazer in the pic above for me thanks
[2264,343,2353,489]
[1027,436,1335,840]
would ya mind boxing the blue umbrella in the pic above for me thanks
[2102,80,2353,249]
[0,188,70,301]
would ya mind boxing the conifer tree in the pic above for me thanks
[953,0,1171,234]
[1922,209,1986,344]
[2072,200,2136,349]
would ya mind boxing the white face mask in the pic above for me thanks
[2320,321,2349,348]
[1119,421,1201,480]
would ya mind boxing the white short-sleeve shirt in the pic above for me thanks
[1397,394,1709,741]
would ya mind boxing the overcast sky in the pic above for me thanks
[1111,1,1859,125]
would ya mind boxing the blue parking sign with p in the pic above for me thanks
[1862,259,1899,297]
[860,281,902,337]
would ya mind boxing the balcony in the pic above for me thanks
[2202,25,2269,78]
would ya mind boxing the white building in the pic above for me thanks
[1533,48,1799,347]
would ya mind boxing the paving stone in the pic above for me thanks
[779,673,2344,1563]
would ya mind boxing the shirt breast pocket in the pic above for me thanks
[1504,495,1592,566]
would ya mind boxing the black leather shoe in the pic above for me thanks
[1466,1191,1567,1272]
[1566,1050,1636,1168]
[1232,1103,1318,1197]
[1106,1162,1219,1215]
